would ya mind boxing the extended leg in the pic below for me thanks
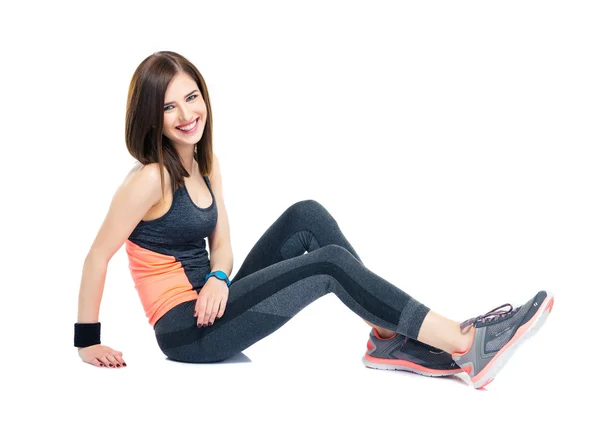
[155,244,431,363]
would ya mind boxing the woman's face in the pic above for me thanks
[162,72,207,147]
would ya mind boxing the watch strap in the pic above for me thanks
[205,270,231,287]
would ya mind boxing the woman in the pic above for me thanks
[75,51,554,389]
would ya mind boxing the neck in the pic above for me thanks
[176,147,196,176]
[183,158,194,175]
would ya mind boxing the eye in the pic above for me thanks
[163,94,198,112]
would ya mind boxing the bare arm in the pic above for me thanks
[207,154,234,278]
[75,163,166,359]
[77,254,109,323]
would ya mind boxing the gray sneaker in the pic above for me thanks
[363,328,464,377]
[452,290,554,389]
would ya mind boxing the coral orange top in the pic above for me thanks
[125,176,218,326]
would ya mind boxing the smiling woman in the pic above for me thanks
[163,83,204,138]
[74,51,554,390]
[124,51,215,203]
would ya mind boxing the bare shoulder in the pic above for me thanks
[86,163,170,263]
[124,162,171,196]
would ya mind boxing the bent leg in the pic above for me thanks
[154,244,429,363]
[230,199,363,283]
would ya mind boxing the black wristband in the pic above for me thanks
[74,322,101,348]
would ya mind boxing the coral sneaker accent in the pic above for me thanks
[452,290,554,389]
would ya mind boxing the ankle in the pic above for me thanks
[417,310,475,354]
[374,327,396,340]
[454,326,475,354]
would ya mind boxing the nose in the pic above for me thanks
[178,105,194,124]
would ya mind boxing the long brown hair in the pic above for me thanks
[125,51,214,202]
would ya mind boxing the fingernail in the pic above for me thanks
[197,323,201,327]
[109,364,113,367]
[100,364,104,367]
[208,322,212,326]
[116,364,121,367]
[123,363,127,367]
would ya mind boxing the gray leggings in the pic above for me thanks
[153,200,430,363]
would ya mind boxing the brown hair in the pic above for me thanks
[125,51,214,202]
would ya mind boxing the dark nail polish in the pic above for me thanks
[208,322,212,326]
[123,363,127,367]
[197,323,201,327]
[116,364,121,367]
[109,364,113,367]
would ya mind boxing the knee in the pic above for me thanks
[286,199,332,221]
[288,199,322,212]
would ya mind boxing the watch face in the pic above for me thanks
[215,270,227,279]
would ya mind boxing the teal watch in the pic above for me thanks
[204,270,231,287]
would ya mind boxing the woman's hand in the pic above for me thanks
[78,344,127,368]
[195,277,229,326]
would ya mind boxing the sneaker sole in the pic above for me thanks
[470,291,555,389]
[362,354,464,377]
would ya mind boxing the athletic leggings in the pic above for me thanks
[153,200,430,363]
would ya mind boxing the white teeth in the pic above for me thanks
[178,119,197,131]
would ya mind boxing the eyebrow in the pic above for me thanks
[164,90,199,106]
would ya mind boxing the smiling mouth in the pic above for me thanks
[176,118,199,132]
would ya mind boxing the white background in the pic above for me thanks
[1,0,597,420]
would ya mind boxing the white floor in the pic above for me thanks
[10,293,584,422]
[3,1,596,420]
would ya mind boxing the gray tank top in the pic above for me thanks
[127,175,218,291]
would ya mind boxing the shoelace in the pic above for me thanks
[459,303,517,333]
